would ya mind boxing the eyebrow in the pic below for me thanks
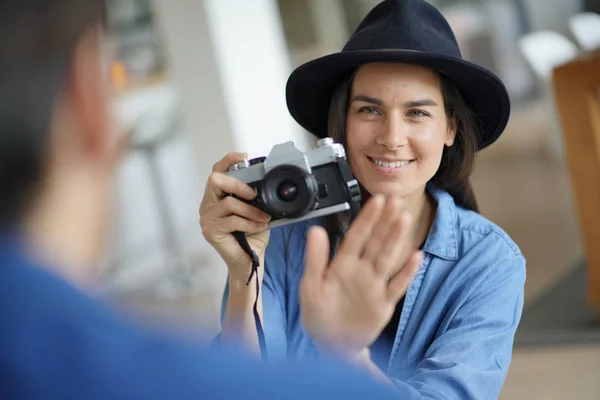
[352,95,439,108]
[404,99,439,107]
[352,95,384,106]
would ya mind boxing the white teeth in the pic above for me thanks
[373,159,411,168]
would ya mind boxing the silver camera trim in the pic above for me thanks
[264,142,311,174]
[225,137,354,230]
[226,137,346,182]
[266,203,350,230]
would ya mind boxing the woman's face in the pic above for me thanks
[346,62,456,200]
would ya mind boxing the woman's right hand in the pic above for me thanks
[199,152,272,283]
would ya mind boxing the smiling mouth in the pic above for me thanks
[367,156,414,171]
[370,158,411,168]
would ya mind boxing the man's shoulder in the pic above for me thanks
[0,245,401,400]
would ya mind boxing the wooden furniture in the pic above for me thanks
[552,51,600,321]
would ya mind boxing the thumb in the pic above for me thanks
[303,226,330,284]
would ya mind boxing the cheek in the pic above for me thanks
[410,137,447,177]
[412,122,448,156]
[346,117,374,151]
[345,129,370,167]
[413,137,444,158]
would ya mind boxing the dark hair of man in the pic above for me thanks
[0,0,107,226]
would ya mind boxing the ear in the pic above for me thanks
[445,113,457,147]
[65,24,112,160]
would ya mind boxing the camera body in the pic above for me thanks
[226,137,361,229]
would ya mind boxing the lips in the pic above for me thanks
[367,156,414,165]
[367,156,414,173]
[372,159,411,168]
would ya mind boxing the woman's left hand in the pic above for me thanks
[299,194,424,361]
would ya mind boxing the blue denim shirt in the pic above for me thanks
[221,185,526,399]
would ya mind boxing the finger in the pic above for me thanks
[213,195,271,222]
[337,194,386,257]
[374,210,413,277]
[219,215,269,235]
[387,251,423,303]
[204,172,257,205]
[361,196,402,262]
[212,152,248,173]
[303,226,330,284]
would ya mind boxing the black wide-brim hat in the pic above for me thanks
[285,0,510,150]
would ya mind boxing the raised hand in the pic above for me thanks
[299,194,423,359]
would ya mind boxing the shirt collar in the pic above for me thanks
[308,185,460,261]
[421,184,459,261]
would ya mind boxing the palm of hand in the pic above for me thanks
[300,252,395,355]
[299,195,423,359]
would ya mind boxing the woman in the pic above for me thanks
[199,0,526,398]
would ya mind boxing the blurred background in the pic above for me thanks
[96,0,600,398]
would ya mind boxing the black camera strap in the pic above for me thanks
[232,231,269,361]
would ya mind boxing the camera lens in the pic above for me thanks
[261,165,318,218]
[276,180,298,202]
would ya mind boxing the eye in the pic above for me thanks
[358,106,381,116]
[407,109,430,118]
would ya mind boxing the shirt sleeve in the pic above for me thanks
[216,225,291,359]
[390,254,526,399]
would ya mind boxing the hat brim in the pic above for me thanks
[285,50,510,150]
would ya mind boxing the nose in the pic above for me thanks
[375,114,407,149]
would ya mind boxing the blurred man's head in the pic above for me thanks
[0,0,120,282]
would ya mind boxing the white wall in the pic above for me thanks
[522,0,583,35]
[102,0,312,295]
[202,0,312,157]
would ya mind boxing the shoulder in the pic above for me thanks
[0,249,397,399]
[454,206,526,292]
[454,206,522,258]
[429,186,522,259]
[424,189,526,314]
[449,207,526,309]
[428,187,525,282]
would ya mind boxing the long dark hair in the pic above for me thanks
[324,66,481,248]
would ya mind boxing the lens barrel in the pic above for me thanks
[260,165,318,218]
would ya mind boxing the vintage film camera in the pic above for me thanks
[226,137,362,229]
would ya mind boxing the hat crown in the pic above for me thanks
[342,0,461,59]
[284,0,510,150]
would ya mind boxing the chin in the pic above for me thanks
[361,181,414,199]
